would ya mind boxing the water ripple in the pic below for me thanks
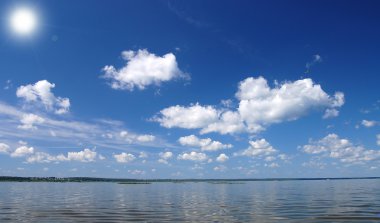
[0,180,379,222]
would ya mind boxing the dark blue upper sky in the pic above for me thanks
[0,0,379,178]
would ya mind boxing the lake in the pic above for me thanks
[0,179,380,222]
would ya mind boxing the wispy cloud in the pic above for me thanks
[305,54,322,72]
[0,101,168,154]
[167,2,210,28]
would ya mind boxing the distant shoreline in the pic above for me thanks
[0,176,379,183]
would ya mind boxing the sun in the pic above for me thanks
[10,8,38,35]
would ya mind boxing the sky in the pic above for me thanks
[0,0,379,178]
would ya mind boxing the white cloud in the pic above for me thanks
[128,169,146,175]
[158,151,173,164]
[323,108,339,119]
[67,149,97,162]
[120,131,156,144]
[265,156,276,162]
[191,164,203,170]
[362,120,378,128]
[213,165,227,172]
[159,151,173,159]
[179,134,210,147]
[203,141,232,151]
[236,77,344,133]
[139,152,148,158]
[306,54,322,70]
[136,134,155,142]
[4,80,12,90]
[114,152,136,163]
[0,101,164,158]
[155,103,219,129]
[158,159,169,164]
[302,134,380,164]
[120,131,129,138]
[178,151,207,162]
[239,139,277,157]
[377,134,380,146]
[18,141,28,145]
[26,152,55,163]
[178,135,232,151]
[102,49,188,91]
[200,111,246,135]
[18,113,44,130]
[266,162,279,168]
[278,154,291,162]
[221,99,233,108]
[16,80,70,114]
[11,146,34,157]
[0,143,10,154]
[216,153,229,162]
[24,148,98,163]
[155,77,344,135]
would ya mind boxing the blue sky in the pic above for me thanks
[0,0,379,178]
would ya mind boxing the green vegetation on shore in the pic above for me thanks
[0,176,379,183]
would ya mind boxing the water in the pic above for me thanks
[0,179,380,222]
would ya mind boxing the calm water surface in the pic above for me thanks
[0,179,380,222]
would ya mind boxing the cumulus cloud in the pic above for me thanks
[102,49,188,91]
[361,120,378,128]
[119,131,156,144]
[323,108,339,119]
[10,146,34,157]
[66,149,97,162]
[155,103,219,129]
[16,80,70,114]
[136,135,155,142]
[155,77,344,135]
[377,134,380,146]
[200,111,246,135]
[159,151,173,159]
[0,143,10,154]
[238,139,278,157]
[178,151,207,162]
[236,77,344,132]
[18,113,44,130]
[26,152,56,163]
[178,135,232,151]
[26,148,98,163]
[114,152,136,163]
[278,154,291,163]
[302,134,380,164]
[158,151,173,164]
[216,153,229,162]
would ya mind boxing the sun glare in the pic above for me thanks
[10,8,37,35]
